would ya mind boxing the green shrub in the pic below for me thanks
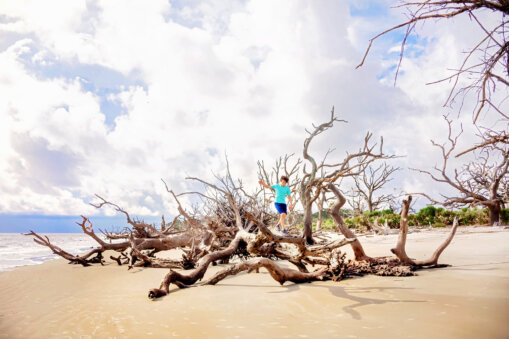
[321,218,336,230]
[312,210,330,218]
[501,209,509,224]
[339,206,499,229]
[416,206,437,225]
[407,214,417,226]
[364,210,381,217]
[345,218,355,228]
[459,208,476,225]
[386,214,401,228]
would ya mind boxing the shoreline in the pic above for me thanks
[1,227,508,338]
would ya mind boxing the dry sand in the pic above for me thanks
[1,226,508,339]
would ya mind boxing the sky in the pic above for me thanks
[0,0,507,232]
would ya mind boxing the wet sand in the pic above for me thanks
[1,227,508,338]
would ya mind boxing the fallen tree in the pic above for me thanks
[24,111,460,300]
[25,183,459,300]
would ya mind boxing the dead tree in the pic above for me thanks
[148,229,349,298]
[327,183,371,261]
[327,181,459,267]
[299,107,394,244]
[411,116,509,225]
[357,0,509,122]
[181,156,275,235]
[352,162,400,212]
[357,0,509,154]
[391,196,459,266]
[346,189,366,216]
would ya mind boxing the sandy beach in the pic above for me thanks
[1,227,508,339]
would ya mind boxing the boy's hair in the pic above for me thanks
[280,176,289,184]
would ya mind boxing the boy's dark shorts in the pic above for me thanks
[274,202,287,214]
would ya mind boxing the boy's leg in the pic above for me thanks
[277,214,282,226]
[275,203,284,230]
[280,213,287,230]
[276,214,282,231]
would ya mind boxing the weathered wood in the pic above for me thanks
[391,195,459,267]
[327,183,371,261]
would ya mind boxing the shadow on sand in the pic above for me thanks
[215,275,425,320]
[269,283,424,320]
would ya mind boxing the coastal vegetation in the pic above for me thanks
[306,206,509,231]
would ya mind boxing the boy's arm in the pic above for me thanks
[258,180,272,190]
[287,193,294,211]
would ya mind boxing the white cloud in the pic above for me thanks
[0,0,505,217]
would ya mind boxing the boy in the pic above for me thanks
[258,176,293,235]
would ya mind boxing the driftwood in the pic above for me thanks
[148,231,250,298]
[327,183,371,261]
[391,196,459,267]
[25,181,459,301]
[24,230,103,267]
[24,112,461,300]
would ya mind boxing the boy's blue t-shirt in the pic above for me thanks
[271,184,291,204]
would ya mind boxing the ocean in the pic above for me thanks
[0,233,108,272]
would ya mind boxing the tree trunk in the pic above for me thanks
[316,210,323,231]
[390,196,414,264]
[302,201,315,244]
[488,202,502,225]
[327,184,371,261]
[391,195,459,267]
[315,192,326,231]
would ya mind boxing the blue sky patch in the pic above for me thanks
[0,214,162,233]
[163,0,204,29]
[348,1,389,17]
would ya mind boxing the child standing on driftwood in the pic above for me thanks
[258,176,294,235]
